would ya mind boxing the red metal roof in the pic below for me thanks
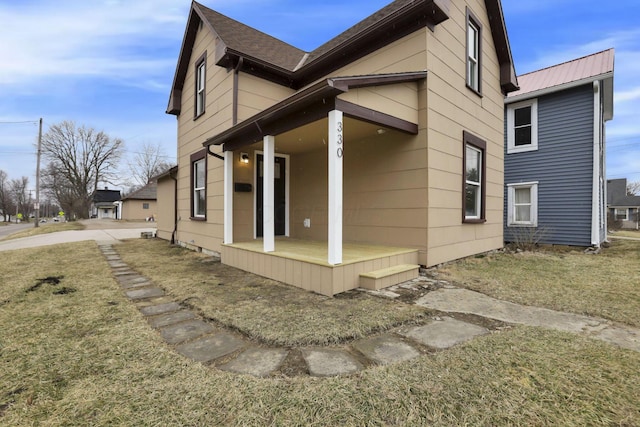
[508,48,614,98]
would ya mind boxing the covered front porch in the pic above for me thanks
[207,72,428,295]
[222,239,419,296]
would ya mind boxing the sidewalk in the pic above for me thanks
[415,288,640,352]
[0,228,156,252]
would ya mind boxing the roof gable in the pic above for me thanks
[167,0,517,115]
[507,49,614,99]
[122,181,157,201]
[93,189,121,203]
[608,178,640,207]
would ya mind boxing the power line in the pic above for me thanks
[0,120,39,125]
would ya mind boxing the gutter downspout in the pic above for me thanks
[232,57,244,126]
[591,80,601,246]
[170,169,178,245]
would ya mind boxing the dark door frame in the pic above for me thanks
[254,151,290,238]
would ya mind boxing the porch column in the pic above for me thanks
[263,135,275,252]
[328,110,343,265]
[223,150,234,244]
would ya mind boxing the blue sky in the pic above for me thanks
[1,0,639,191]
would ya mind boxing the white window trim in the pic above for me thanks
[193,158,206,218]
[465,144,482,220]
[196,61,206,116]
[507,99,538,154]
[507,181,538,227]
[615,208,628,221]
[467,21,479,91]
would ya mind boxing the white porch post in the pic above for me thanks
[223,150,234,244]
[328,110,343,265]
[263,135,275,252]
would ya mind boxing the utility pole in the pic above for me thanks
[35,118,42,228]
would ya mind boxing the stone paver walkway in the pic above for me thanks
[99,243,640,378]
[416,288,640,352]
[98,243,494,378]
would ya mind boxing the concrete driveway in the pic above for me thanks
[0,219,156,252]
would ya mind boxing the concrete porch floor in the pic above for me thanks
[221,238,420,296]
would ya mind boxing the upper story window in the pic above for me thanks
[507,182,539,227]
[194,52,207,119]
[466,8,482,95]
[507,99,538,153]
[191,150,207,219]
[463,131,486,223]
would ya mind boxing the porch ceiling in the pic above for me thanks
[255,117,393,154]
[203,71,427,153]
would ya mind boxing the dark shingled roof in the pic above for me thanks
[168,0,517,115]
[122,181,157,201]
[92,189,121,203]
[608,179,640,207]
[196,4,305,72]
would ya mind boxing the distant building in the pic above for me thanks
[121,181,157,221]
[91,188,121,219]
[607,178,640,229]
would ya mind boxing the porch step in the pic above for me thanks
[359,264,419,291]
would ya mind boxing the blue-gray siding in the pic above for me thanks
[504,84,594,246]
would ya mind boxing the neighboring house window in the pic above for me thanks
[191,150,207,219]
[507,99,538,153]
[463,131,486,223]
[507,182,539,227]
[194,52,206,118]
[466,8,482,94]
[615,208,628,221]
[143,203,149,210]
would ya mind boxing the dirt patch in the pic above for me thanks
[26,276,65,292]
[53,287,77,295]
[275,349,309,377]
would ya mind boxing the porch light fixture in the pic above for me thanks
[240,152,249,164]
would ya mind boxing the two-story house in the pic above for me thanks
[504,49,614,248]
[158,0,518,295]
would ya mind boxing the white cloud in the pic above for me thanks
[0,1,188,89]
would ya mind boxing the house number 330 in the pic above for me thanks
[336,121,343,158]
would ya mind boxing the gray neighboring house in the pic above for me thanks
[607,178,640,229]
[504,49,614,247]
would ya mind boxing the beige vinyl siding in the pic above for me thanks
[156,177,175,241]
[332,29,427,77]
[174,24,232,254]
[424,0,505,266]
[237,73,295,122]
[338,82,420,124]
[121,200,157,221]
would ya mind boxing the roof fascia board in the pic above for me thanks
[505,72,614,104]
[335,99,419,134]
[485,0,519,93]
[167,2,227,115]
[207,72,427,149]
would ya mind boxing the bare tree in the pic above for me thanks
[41,121,123,219]
[627,181,640,196]
[10,176,30,221]
[0,170,14,221]
[127,142,172,188]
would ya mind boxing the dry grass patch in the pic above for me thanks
[1,242,639,425]
[116,239,428,346]
[611,229,640,239]
[0,221,84,241]
[440,239,640,327]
